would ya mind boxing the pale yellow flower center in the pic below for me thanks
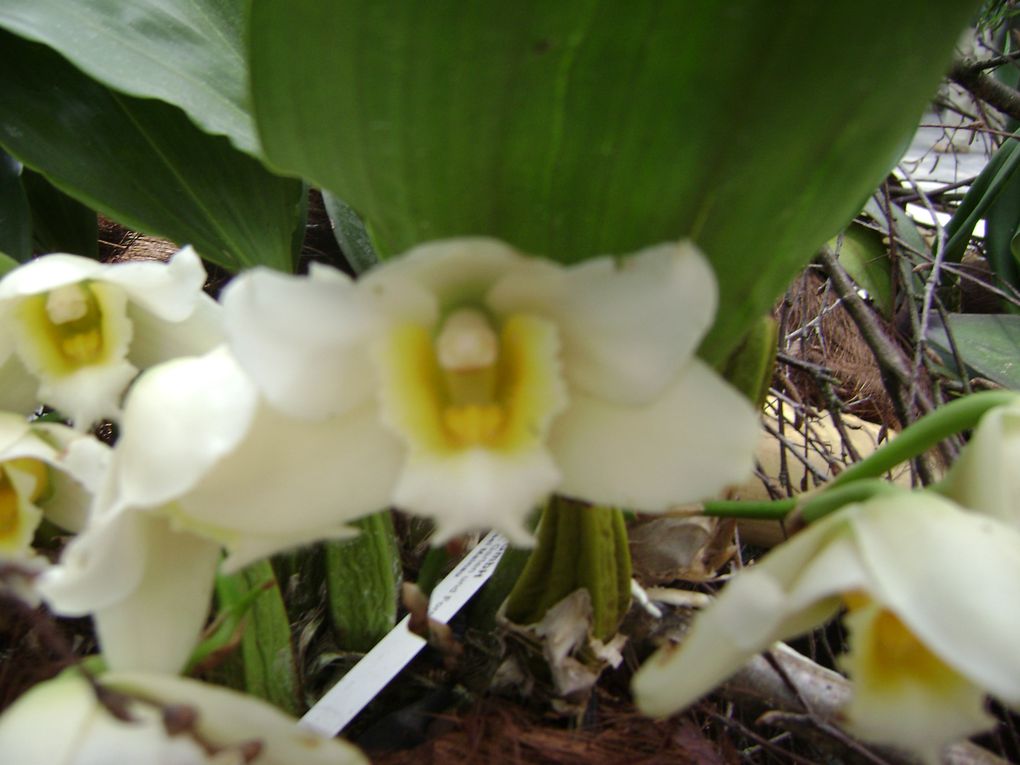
[0,458,49,541]
[377,308,564,453]
[16,282,110,374]
[843,592,960,692]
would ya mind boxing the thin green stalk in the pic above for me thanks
[828,390,1017,488]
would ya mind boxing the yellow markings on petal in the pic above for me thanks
[843,593,963,694]
[0,470,20,539]
[14,281,129,377]
[377,310,566,455]
[0,459,47,553]
[4,458,50,503]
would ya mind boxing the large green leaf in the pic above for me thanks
[928,313,1020,390]
[21,170,98,259]
[0,151,31,261]
[0,31,302,272]
[250,1,975,360]
[0,0,256,154]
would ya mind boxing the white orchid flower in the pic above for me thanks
[631,490,1020,763]
[38,345,399,672]
[0,411,109,560]
[221,238,758,543]
[941,396,1020,528]
[0,670,368,765]
[0,247,222,426]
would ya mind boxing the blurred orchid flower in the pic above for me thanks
[0,411,108,560]
[631,491,1020,763]
[941,395,1020,528]
[0,670,367,765]
[222,238,758,543]
[0,247,222,426]
[38,346,393,672]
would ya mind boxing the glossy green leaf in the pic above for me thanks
[928,313,1020,389]
[321,191,380,275]
[943,129,1020,265]
[0,0,256,153]
[250,0,975,361]
[0,31,302,272]
[21,170,98,258]
[832,223,894,318]
[0,151,30,261]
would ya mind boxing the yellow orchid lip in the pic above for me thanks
[15,281,124,377]
[377,309,565,454]
[0,458,48,552]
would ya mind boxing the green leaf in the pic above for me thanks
[214,560,301,716]
[321,191,380,275]
[0,30,302,273]
[21,170,98,258]
[0,251,18,276]
[0,150,31,261]
[0,0,256,154]
[927,313,1020,389]
[833,223,894,318]
[943,129,1020,265]
[250,0,976,361]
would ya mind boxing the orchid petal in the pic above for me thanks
[222,266,384,419]
[39,511,147,614]
[93,513,221,674]
[632,512,856,716]
[98,246,208,322]
[489,242,716,405]
[393,447,560,545]
[941,399,1020,527]
[849,494,1020,705]
[550,359,758,510]
[364,237,524,310]
[105,673,370,765]
[160,398,402,546]
[840,600,992,764]
[112,347,258,512]
[0,355,37,415]
[126,293,224,369]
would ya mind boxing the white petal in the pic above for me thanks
[222,266,382,419]
[93,513,221,674]
[104,673,370,765]
[218,523,356,574]
[632,512,857,717]
[39,510,147,614]
[177,399,404,548]
[0,355,37,415]
[392,447,560,545]
[127,293,224,369]
[489,241,717,404]
[550,359,758,510]
[363,237,525,311]
[35,359,137,427]
[840,600,993,763]
[100,246,209,322]
[0,253,109,298]
[849,493,1020,705]
[112,347,258,511]
[941,399,1020,527]
[0,672,105,765]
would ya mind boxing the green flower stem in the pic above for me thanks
[827,390,1017,488]
[796,479,901,524]
[702,391,1018,523]
[701,497,796,520]
[504,497,631,640]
